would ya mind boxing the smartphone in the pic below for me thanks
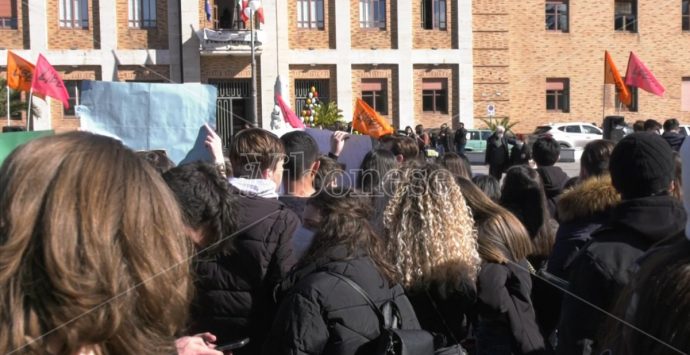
[216,338,250,351]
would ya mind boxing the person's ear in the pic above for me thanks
[262,168,273,180]
[310,160,321,176]
[395,154,404,163]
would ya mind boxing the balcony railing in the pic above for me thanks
[196,28,264,56]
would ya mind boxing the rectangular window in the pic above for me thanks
[297,0,324,29]
[545,1,568,32]
[129,0,157,28]
[63,80,81,117]
[422,0,447,30]
[0,0,17,29]
[680,0,690,31]
[294,79,329,118]
[422,79,448,113]
[361,79,387,115]
[546,78,570,112]
[615,0,637,32]
[615,80,638,112]
[683,78,690,111]
[359,0,386,29]
[59,0,88,28]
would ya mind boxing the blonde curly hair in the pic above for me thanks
[384,162,481,290]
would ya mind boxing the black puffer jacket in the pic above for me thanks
[557,195,686,355]
[189,188,299,354]
[264,246,421,355]
[476,260,546,355]
[662,131,685,151]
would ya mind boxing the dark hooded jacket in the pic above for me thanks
[264,245,421,355]
[189,188,299,354]
[557,195,686,355]
[476,260,546,355]
[536,165,569,219]
[547,175,621,280]
[661,130,685,151]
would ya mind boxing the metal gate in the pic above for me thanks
[209,79,251,148]
[294,79,329,117]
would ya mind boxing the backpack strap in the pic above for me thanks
[325,271,389,329]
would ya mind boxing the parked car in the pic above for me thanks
[680,125,690,136]
[465,129,493,152]
[530,122,603,149]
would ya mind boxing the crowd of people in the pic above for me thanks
[0,116,689,355]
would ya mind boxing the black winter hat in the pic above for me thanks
[609,132,674,198]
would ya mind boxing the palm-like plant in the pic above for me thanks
[313,101,345,130]
[480,116,519,133]
[0,79,39,118]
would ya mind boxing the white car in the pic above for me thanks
[680,125,690,136]
[531,122,603,149]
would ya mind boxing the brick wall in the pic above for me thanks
[47,0,101,49]
[0,0,27,49]
[117,65,170,82]
[116,0,168,49]
[350,0,397,49]
[475,0,690,132]
[351,64,398,127]
[288,0,335,49]
[412,0,455,49]
[50,66,101,132]
[413,64,459,129]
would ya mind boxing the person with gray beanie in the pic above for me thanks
[556,133,687,355]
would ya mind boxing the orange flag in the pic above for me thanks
[352,98,394,139]
[7,51,35,92]
[604,51,631,106]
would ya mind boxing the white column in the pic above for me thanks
[259,0,281,128]
[180,0,201,82]
[98,0,117,81]
[168,0,182,83]
[28,0,47,51]
[334,0,353,121]
[396,0,415,129]
[457,0,474,128]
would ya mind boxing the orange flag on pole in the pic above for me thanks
[31,54,70,109]
[352,98,394,139]
[7,51,35,92]
[604,51,631,107]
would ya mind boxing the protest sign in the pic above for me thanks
[78,81,217,164]
[0,130,54,166]
[305,128,374,188]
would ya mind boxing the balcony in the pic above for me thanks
[196,28,265,56]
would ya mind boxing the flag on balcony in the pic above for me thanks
[7,51,34,92]
[625,51,665,96]
[241,0,265,25]
[31,54,70,109]
[276,94,305,129]
[205,0,211,21]
[604,51,631,106]
[352,98,394,139]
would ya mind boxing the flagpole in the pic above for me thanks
[26,89,32,131]
[6,85,10,126]
[601,85,605,121]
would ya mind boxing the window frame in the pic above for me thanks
[63,80,81,117]
[294,79,330,118]
[59,0,89,29]
[0,0,17,29]
[614,0,637,32]
[359,0,386,29]
[128,0,157,29]
[545,78,570,113]
[421,0,447,30]
[680,0,690,32]
[361,79,388,115]
[296,0,325,30]
[422,79,448,114]
[545,0,568,32]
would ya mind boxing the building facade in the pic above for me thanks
[0,0,474,136]
[474,0,690,132]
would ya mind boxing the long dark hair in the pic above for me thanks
[358,149,398,193]
[300,187,397,282]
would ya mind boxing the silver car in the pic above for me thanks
[531,122,603,149]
